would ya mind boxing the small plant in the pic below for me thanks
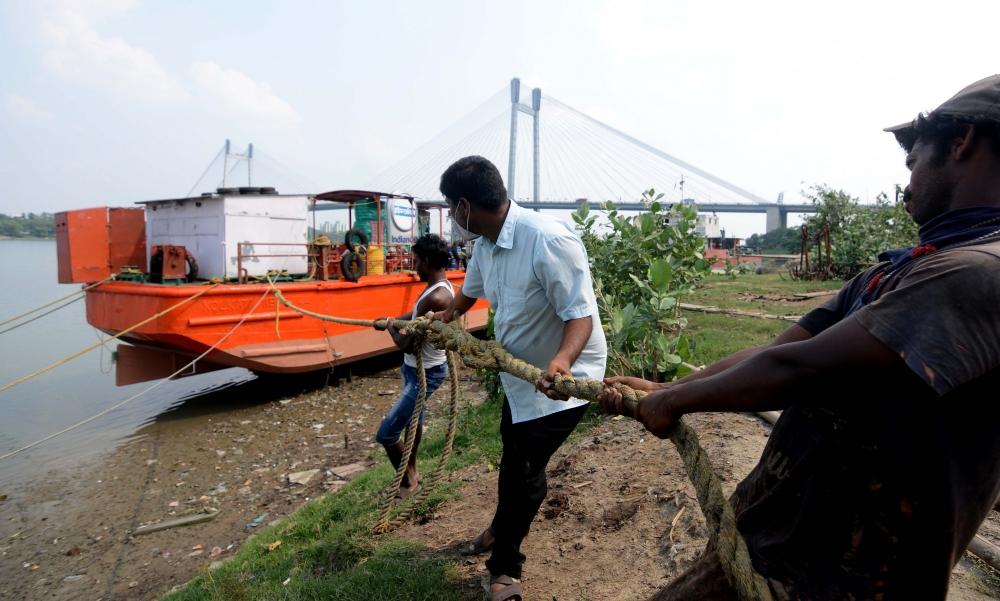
[573,189,711,381]
[723,258,737,280]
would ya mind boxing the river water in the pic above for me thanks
[0,240,258,490]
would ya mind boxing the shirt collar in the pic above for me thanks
[494,200,522,250]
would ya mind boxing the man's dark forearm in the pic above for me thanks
[447,290,478,319]
[663,344,814,416]
[554,316,592,366]
[655,318,900,418]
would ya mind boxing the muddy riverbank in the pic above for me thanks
[0,356,466,600]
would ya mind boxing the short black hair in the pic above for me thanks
[439,155,507,211]
[412,234,451,269]
[896,112,1000,162]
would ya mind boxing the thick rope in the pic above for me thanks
[272,289,773,601]
[0,284,219,397]
[382,350,462,529]
[373,350,430,534]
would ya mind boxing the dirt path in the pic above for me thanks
[397,410,1000,601]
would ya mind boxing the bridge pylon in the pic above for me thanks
[507,78,542,203]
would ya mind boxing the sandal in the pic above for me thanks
[482,574,522,601]
[461,528,495,556]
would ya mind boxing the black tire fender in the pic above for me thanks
[185,251,199,281]
[340,251,366,282]
[344,228,369,253]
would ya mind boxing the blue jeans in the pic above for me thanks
[375,362,448,445]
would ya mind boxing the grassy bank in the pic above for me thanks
[164,273,843,600]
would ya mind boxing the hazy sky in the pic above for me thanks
[2,0,999,236]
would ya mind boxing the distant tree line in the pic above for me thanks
[800,185,917,278]
[0,213,56,238]
[744,185,918,278]
[743,227,801,254]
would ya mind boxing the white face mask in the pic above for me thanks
[451,201,480,242]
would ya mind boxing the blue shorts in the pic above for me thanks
[375,362,448,445]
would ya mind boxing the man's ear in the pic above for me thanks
[952,124,977,161]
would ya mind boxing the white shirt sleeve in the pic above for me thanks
[461,248,485,299]
[532,233,598,321]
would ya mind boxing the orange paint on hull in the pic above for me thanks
[86,271,489,374]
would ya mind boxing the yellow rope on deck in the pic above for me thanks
[271,288,774,601]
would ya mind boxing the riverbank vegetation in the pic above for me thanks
[0,213,56,239]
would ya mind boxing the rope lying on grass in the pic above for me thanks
[272,288,773,601]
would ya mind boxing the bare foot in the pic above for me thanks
[401,468,419,492]
[461,528,495,555]
[394,482,420,500]
[395,467,420,500]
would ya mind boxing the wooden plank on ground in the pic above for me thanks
[679,302,801,323]
[968,535,1000,574]
[133,510,219,536]
[792,290,838,300]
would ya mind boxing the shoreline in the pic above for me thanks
[0,359,436,600]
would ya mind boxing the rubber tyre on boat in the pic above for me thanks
[341,251,366,282]
[344,228,369,253]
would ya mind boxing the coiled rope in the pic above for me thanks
[271,288,773,601]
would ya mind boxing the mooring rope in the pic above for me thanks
[0,287,270,462]
[0,276,113,329]
[271,288,773,601]
[0,284,219,397]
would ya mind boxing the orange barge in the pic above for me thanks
[56,189,487,386]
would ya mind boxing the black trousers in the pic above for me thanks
[485,398,588,579]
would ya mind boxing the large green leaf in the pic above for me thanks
[648,260,672,291]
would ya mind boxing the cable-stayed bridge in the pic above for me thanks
[366,78,813,232]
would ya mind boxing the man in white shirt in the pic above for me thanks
[438,156,607,600]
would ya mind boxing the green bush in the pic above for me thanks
[803,185,917,279]
[573,190,711,381]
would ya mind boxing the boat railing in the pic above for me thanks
[235,240,420,284]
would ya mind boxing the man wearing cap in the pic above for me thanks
[599,75,1000,600]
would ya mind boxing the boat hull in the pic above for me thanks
[85,271,489,381]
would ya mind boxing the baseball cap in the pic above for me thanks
[885,74,1000,141]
